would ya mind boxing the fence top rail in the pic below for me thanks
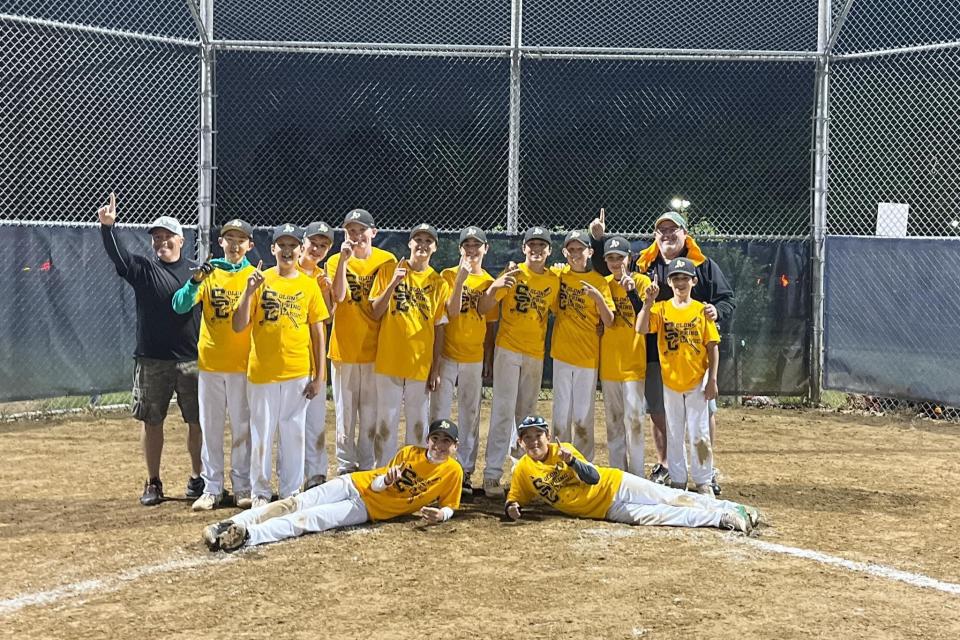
[0,13,198,47]
[834,39,960,60]
[523,51,817,63]
[213,43,510,58]
[213,39,511,53]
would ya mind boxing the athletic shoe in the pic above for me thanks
[711,469,722,497]
[251,496,270,509]
[303,474,326,491]
[695,483,715,497]
[203,521,233,551]
[234,492,252,509]
[192,492,220,512]
[217,522,249,552]
[649,464,670,485]
[482,478,504,499]
[140,478,163,506]
[719,505,753,534]
[461,478,474,497]
[744,505,762,528]
[186,476,205,499]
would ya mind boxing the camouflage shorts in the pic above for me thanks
[131,357,200,425]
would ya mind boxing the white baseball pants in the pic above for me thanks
[235,475,369,547]
[484,346,543,482]
[374,374,430,467]
[430,356,483,475]
[552,359,599,461]
[605,472,739,527]
[198,371,251,496]
[663,380,713,488]
[331,361,377,474]
[247,377,309,500]
[601,379,646,476]
[304,391,328,480]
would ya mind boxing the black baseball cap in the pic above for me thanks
[272,223,302,243]
[603,236,630,257]
[666,257,697,278]
[428,419,459,442]
[409,223,438,243]
[220,218,253,239]
[342,208,376,229]
[459,226,488,245]
[516,415,550,436]
[563,229,590,248]
[304,221,334,241]
[523,226,551,245]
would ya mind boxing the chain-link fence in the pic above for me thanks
[3,0,959,420]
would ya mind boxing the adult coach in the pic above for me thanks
[97,193,202,505]
[590,209,733,493]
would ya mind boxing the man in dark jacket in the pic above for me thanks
[590,209,734,494]
[98,192,203,505]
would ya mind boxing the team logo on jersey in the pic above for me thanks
[393,282,434,319]
[663,319,702,354]
[612,294,635,328]
[259,289,305,328]
[460,286,484,315]
[394,465,440,502]
[210,287,241,321]
[530,463,575,504]
[557,279,590,320]
[511,283,552,321]
[346,272,375,304]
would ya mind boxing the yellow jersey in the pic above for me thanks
[599,272,651,382]
[370,263,450,381]
[246,269,329,384]
[494,263,559,359]
[326,247,397,364]
[192,265,255,373]
[507,443,623,519]
[550,267,614,369]
[648,299,721,393]
[352,446,463,521]
[440,268,496,364]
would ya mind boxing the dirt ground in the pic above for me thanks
[2,402,960,639]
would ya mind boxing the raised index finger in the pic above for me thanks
[256,260,263,271]
[599,207,605,224]
[109,192,116,209]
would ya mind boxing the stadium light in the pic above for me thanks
[670,197,691,212]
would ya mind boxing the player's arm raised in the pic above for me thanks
[98,192,136,277]
[233,260,264,332]
[478,262,520,315]
[370,260,406,321]
[331,240,354,303]
[581,281,615,327]
[635,275,659,334]
[445,257,470,320]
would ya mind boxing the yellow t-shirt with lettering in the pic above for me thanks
[494,263,559,359]
[648,299,721,393]
[370,264,450,381]
[550,267,615,369]
[599,272,651,382]
[352,446,463,521]
[327,247,397,364]
[194,265,255,373]
[246,269,329,384]
[440,268,496,364]
[507,443,623,519]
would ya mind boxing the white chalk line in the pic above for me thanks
[0,553,235,616]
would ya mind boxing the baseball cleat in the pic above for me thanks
[719,506,753,534]
[649,464,670,485]
[186,476,205,499]
[711,469,722,496]
[203,521,234,551]
[482,478,504,499]
[217,523,249,552]
[461,479,474,497]
[140,478,163,506]
[192,492,220,512]
[303,474,326,491]
[743,505,762,528]
[234,492,252,509]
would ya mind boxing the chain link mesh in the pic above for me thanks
[213,0,510,45]
[523,0,819,51]
[215,51,509,231]
[828,47,960,236]
[1,18,200,223]
[518,58,814,236]
[834,0,960,54]
[2,0,198,40]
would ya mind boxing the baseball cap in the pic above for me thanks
[603,236,630,257]
[427,419,459,442]
[563,229,590,248]
[523,226,552,245]
[516,415,550,436]
[304,221,334,241]
[409,223,438,243]
[655,211,687,230]
[342,208,375,229]
[666,257,697,278]
[272,223,302,243]
[219,218,253,239]
[148,216,183,237]
[459,226,488,245]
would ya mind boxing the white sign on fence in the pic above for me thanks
[876,202,909,237]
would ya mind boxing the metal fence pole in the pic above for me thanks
[192,0,215,260]
[810,0,832,405]
[505,0,522,233]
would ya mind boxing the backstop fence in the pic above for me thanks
[2,0,958,418]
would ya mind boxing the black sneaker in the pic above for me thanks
[186,476,204,499]
[649,464,670,485]
[303,474,326,491]
[140,478,164,506]
[712,470,722,497]
[461,479,474,497]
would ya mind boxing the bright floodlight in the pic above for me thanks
[670,197,690,210]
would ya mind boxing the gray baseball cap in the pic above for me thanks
[603,236,630,257]
[148,216,183,237]
[428,419,459,442]
[516,415,550,436]
[343,208,375,229]
[304,221,334,241]
[563,229,590,248]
